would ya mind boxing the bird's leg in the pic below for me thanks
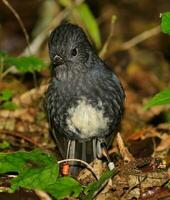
[82,142,86,161]
[66,140,71,159]
[97,138,115,170]
[93,138,97,159]
[67,140,76,159]
[62,140,76,175]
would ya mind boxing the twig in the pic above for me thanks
[1,0,31,54]
[35,190,52,200]
[2,130,42,148]
[0,66,17,79]
[58,158,99,180]
[22,10,69,55]
[121,25,160,50]
[99,15,117,59]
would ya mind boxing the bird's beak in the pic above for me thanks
[54,55,64,66]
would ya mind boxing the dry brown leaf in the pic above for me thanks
[116,132,135,162]
[126,129,147,141]
[139,187,170,200]
[156,134,170,152]
[13,84,48,106]
[112,159,170,200]
[0,108,36,122]
[127,127,159,141]
[0,118,15,131]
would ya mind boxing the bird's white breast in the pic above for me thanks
[66,97,109,138]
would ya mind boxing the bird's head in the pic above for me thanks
[48,23,92,68]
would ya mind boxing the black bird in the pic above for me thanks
[45,23,125,170]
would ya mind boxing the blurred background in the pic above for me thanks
[0,0,170,54]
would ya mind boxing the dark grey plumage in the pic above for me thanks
[45,23,125,164]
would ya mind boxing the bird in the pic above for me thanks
[45,23,125,173]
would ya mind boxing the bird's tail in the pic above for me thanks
[51,130,114,175]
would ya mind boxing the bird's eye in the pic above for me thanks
[71,48,78,57]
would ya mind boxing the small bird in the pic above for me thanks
[45,23,125,172]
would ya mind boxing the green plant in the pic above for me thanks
[6,55,46,73]
[0,89,18,110]
[0,149,116,199]
[0,140,10,150]
[0,149,82,199]
[144,12,170,110]
[84,170,117,200]
[160,11,170,35]
[144,88,170,110]
[0,51,46,74]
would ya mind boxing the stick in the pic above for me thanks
[1,0,31,54]
[121,25,160,50]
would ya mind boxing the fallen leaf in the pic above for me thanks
[13,84,48,106]
[116,132,135,162]
[156,134,170,152]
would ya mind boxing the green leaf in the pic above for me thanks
[144,88,170,110]
[84,170,117,200]
[0,90,19,110]
[0,149,58,174]
[0,149,59,191]
[6,56,46,73]
[0,101,18,110]
[0,140,10,150]
[0,51,10,71]
[0,51,8,59]
[46,176,82,199]
[161,11,170,35]
[11,165,58,191]
[0,89,12,101]
[163,111,170,122]
[0,149,83,199]
[75,3,101,48]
